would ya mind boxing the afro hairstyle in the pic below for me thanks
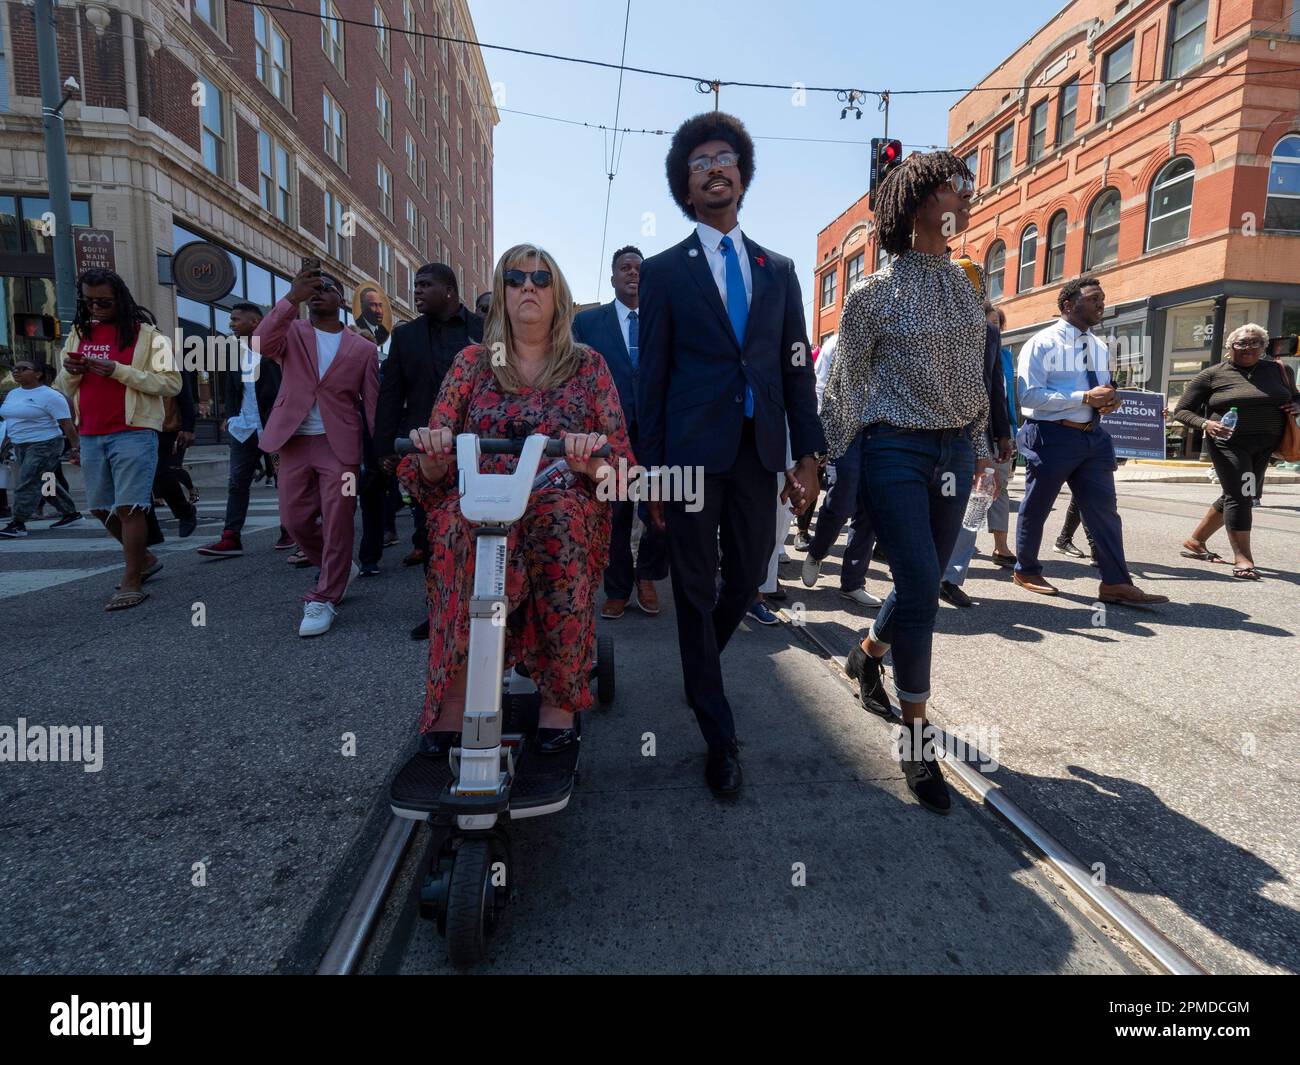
[664,111,756,220]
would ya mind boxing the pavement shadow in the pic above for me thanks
[964,758,1300,974]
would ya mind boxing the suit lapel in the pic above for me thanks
[605,302,629,361]
[743,238,771,356]
[317,326,352,385]
[682,232,737,348]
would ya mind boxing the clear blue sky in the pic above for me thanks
[466,0,1058,310]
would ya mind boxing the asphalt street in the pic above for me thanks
[1,459,1287,973]
[788,473,1300,975]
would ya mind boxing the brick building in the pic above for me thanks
[814,0,1300,453]
[0,0,497,434]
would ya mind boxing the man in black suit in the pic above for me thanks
[638,112,826,798]
[573,245,668,619]
[374,262,483,637]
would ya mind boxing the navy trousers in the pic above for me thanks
[1014,419,1129,586]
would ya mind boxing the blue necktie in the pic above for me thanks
[719,235,754,417]
[627,309,638,368]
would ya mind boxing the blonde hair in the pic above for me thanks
[481,244,586,393]
[1225,323,1268,356]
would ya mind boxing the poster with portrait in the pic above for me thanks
[352,282,393,347]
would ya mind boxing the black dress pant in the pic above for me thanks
[1057,496,1096,554]
[665,420,776,752]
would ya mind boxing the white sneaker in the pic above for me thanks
[299,600,337,637]
[841,588,883,608]
[801,556,821,588]
[338,561,361,604]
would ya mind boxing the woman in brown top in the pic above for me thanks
[1173,323,1300,579]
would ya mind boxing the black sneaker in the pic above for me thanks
[1053,539,1086,558]
[897,724,951,814]
[845,642,894,719]
[939,580,974,608]
[50,512,83,529]
[0,521,28,538]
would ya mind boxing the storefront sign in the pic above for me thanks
[1101,389,1167,459]
[72,227,116,274]
[172,241,237,302]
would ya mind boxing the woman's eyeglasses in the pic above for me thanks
[1232,339,1267,350]
[944,174,975,196]
[688,150,740,174]
[503,269,553,289]
[81,297,116,309]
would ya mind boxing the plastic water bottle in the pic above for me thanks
[532,459,578,492]
[1219,407,1238,438]
[961,467,999,531]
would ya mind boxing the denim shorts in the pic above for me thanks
[80,429,158,512]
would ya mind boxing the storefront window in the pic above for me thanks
[245,262,273,307]
[18,197,90,254]
[0,195,18,252]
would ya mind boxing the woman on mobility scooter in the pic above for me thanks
[397,244,634,758]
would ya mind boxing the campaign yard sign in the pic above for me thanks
[1101,389,1166,459]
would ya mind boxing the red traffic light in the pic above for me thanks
[882,140,901,164]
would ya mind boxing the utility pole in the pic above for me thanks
[35,0,79,338]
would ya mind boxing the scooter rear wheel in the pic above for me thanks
[445,838,493,966]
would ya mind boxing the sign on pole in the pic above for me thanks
[72,227,116,275]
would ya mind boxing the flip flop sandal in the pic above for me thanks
[116,561,163,591]
[1232,567,1262,580]
[1179,544,1222,562]
[105,589,149,611]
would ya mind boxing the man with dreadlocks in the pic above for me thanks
[56,269,181,611]
[638,111,825,799]
[821,150,994,815]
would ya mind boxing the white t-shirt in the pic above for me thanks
[0,385,71,444]
[295,328,345,436]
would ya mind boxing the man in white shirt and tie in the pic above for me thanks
[1013,276,1167,605]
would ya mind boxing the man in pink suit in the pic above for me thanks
[255,269,380,636]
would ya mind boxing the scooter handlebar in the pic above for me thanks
[393,435,612,458]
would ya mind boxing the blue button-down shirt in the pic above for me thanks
[1018,318,1112,423]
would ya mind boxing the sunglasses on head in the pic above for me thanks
[82,296,115,308]
[503,269,553,289]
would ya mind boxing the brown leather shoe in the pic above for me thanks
[601,598,627,619]
[635,579,661,615]
[402,549,426,567]
[1013,571,1059,595]
[1099,582,1169,605]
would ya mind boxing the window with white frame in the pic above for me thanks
[404,64,417,113]
[1265,134,1300,232]
[442,192,449,226]
[1056,78,1078,144]
[324,190,349,261]
[1017,225,1038,292]
[199,76,226,177]
[441,88,449,121]
[258,131,293,223]
[405,132,418,181]
[254,7,291,107]
[1167,0,1208,79]
[406,198,418,245]
[962,151,977,189]
[419,154,427,197]
[820,268,836,308]
[985,241,1005,301]
[1045,211,1068,283]
[377,160,393,218]
[376,83,392,144]
[456,123,462,154]
[993,124,1014,184]
[420,214,428,257]
[1099,38,1133,119]
[374,4,390,67]
[323,91,346,168]
[1028,100,1048,163]
[378,239,393,291]
[1085,188,1121,269]
[195,0,224,35]
[457,216,464,250]
[320,1,344,72]
[1147,157,1195,250]
[846,252,865,290]
[456,170,463,202]
[440,140,449,172]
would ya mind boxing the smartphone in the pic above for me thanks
[301,255,322,276]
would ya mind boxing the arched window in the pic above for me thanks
[1147,157,1195,250]
[985,241,1006,301]
[1017,225,1039,292]
[1264,133,1300,233]
[1085,188,1121,270]
[1045,211,1068,283]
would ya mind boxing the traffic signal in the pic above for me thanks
[868,138,903,210]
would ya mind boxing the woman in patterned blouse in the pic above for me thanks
[399,245,634,757]
[821,151,993,815]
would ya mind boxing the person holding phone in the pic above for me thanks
[53,270,181,609]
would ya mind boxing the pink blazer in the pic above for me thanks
[254,298,379,466]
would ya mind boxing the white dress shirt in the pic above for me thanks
[614,296,636,355]
[695,221,753,311]
[1018,317,1112,423]
[225,343,264,443]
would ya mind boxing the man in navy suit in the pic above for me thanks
[638,112,826,798]
[573,245,669,619]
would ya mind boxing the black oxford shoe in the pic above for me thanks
[705,744,743,798]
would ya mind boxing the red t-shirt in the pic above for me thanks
[76,323,140,435]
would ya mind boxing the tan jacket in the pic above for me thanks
[54,322,181,431]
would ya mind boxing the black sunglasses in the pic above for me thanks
[503,269,553,289]
[81,296,116,308]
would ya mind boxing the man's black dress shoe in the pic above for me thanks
[536,727,577,754]
[939,580,974,608]
[410,618,430,640]
[418,731,460,757]
[705,744,743,797]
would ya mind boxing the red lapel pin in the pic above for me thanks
[755,256,766,267]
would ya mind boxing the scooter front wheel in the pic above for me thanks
[445,838,494,966]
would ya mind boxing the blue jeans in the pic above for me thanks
[80,429,158,513]
[860,424,974,703]
[809,430,876,591]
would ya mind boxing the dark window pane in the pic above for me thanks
[246,263,273,307]
[1264,196,1300,232]
[0,195,18,253]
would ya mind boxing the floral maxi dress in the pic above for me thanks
[397,343,634,732]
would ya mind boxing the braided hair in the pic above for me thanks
[874,150,974,257]
[73,269,156,351]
